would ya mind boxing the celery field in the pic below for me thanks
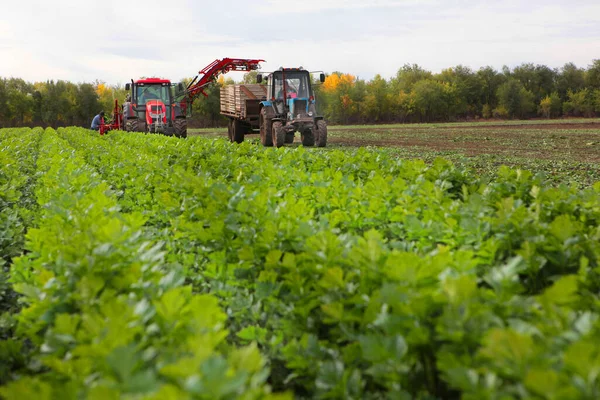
[1,127,600,399]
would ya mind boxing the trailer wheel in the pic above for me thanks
[174,118,187,138]
[272,121,285,148]
[259,108,273,147]
[301,129,315,146]
[232,119,245,143]
[314,120,327,147]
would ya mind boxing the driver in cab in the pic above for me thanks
[278,81,297,99]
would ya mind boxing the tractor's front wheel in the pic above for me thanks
[272,121,285,148]
[125,118,137,132]
[301,129,315,146]
[285,132,295,144]
[314,120,327,147]
[126,118,146,133]
[174,118,187,138]
[259,109,273,147]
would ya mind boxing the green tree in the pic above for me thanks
[190,77,231,127]
[39,80,73,126]
[360,75,390,122]
[538,92,561,118]
[411,79,451,122]
[242,71,259,84]
[593,89,600,113]
[562,89,594,117]
[96,81,128,117]
[0,79,10,126]
[495,79,535,119]
[438,65,483,118]
[75,83,101,126]
[585,59,600,89]
[391,64,433,93]
[556,63,586,100]
[477,66,505,111]
[389,90,414,123]
[6,89,33,126]
[511,63,557,104]
[347,78,367,123]
[5,78,34,126]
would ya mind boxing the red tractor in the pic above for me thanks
[122,78,187,137]
[98,58,264,138]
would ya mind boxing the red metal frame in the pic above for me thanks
[185,58,264,101]
[145,99,167,126]
[99,99,123,136]
[135,78,171,84]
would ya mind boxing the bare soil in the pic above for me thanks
[328,122,600,162]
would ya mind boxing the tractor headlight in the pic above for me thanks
[288,112,293,120]
[308,111,313,117]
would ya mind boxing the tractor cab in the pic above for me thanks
[134,80,172,106]
[259,68,324,122]
[272,70,312,100]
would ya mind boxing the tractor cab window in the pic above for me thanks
[273,71,311,100]
[136,85,170,105]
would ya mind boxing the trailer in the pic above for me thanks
[220,84,267,143]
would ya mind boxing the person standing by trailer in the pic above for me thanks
[91,111,105,131]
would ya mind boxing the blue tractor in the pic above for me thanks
[256,68,327,147]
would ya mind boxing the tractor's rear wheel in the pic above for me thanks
[232,119,245,143]
[301,129,315,146]
[314,120,327,147]
[285,132,295,144]
[174,118,187,138]
[272,122,285,148]
[260,108,273,147]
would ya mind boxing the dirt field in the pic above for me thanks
[327,123,600,162]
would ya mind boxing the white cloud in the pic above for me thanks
[256,0,433,14]
[0,0,599,85]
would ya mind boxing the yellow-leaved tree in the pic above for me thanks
[320,73,357,123]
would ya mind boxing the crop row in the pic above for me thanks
[0,128,42,383]
[1,128,286,399]
[1,127,600,399]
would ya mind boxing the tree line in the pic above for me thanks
[1,60,600,128]
[315,60,600,124]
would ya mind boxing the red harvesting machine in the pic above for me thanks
[99,58,264,137]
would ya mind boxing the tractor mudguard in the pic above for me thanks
[123,102,136,119]
[172,103,185,119]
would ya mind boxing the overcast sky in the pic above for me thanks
[1,0,599,85]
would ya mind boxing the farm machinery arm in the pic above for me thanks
[181,58,264,103]
[99,99,123,135]
[96,58,263,135]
